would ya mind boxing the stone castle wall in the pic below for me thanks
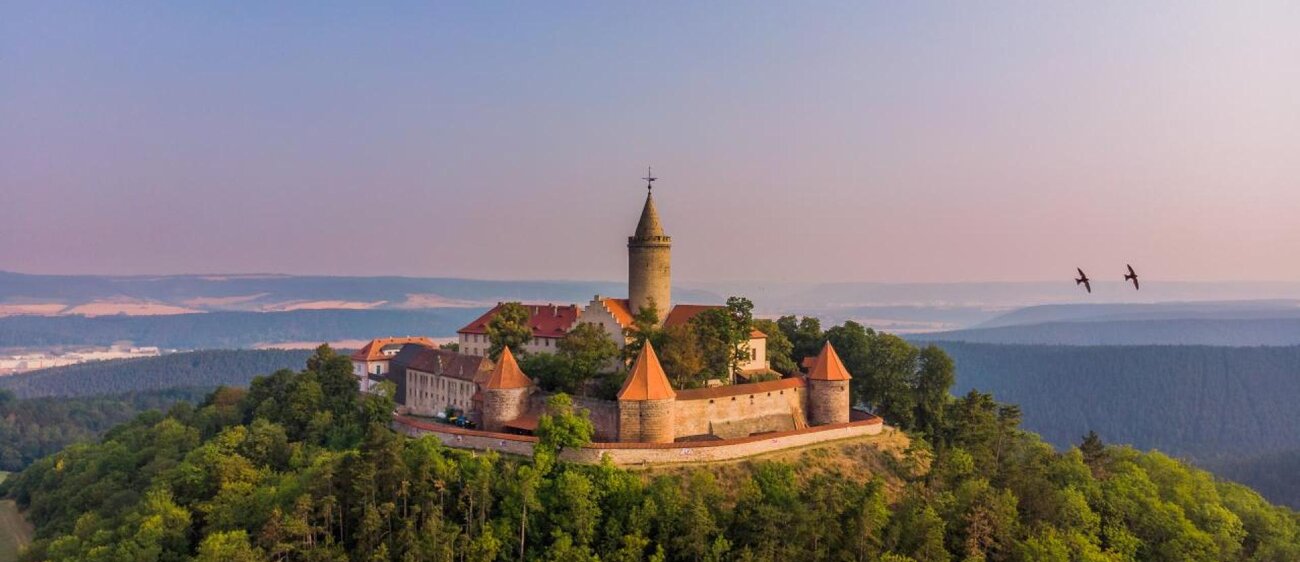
[482,387,530,432]
[673,384,807,439]
[394,415,885,466]
[628,240,671,320]
[808,380,851,425]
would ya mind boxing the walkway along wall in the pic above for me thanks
[393,413,884,466]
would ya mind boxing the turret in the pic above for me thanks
[628,189,671,325]
[617,342,676,443]
[806,342,852,425]
[480,347,533,432]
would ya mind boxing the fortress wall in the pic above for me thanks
[393,415,884,466]
[674,385,806,439]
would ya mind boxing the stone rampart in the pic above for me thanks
[393,414,883,466]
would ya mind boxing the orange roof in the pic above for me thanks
[618,342,676,401]
[483,347,532,390]
[807,342,852,381]
[457,303,582,337]
[599,298,636,328]
[350,337,435,362]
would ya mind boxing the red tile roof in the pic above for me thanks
[618,342,676,401]
[807,342,852,381]
[457,303,582,338]
[484,347,532,390]
[350,337,436,362]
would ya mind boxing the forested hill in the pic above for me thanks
[0,309,483,349]
[932,342,1300,460]
[6,346,1300,561]
[0,388,210,471]
[915,318,1300,346]
[0,349,314,398]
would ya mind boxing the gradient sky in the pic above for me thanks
[3,2,1299,283]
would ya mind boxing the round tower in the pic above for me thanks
[628,187,671,325]
[806,342,852,426]
[617,342,677,443]
[480,347,533,432]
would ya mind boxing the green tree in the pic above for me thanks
[753,318,795,374]
[912,345,955,438]
[559,322,620,386]
[777,315,824,366]
[622,297,663,364]
[658,323,706,389]
[487,302,533,360]
[194,530,267,562]
[534,393,594,471]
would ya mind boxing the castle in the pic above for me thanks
[357,182,881,458]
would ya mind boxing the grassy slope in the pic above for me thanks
[0,473,33,562]
[642,428,919,501]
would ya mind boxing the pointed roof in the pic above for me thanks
[483,347,532,390]
[617,342,676,401]
[633,192,666,239]
[807,341,852,381]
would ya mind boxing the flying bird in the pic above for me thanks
[1124,264,1140,290]
[1075,268,1091,293]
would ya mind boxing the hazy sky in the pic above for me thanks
[3,2,1299,283]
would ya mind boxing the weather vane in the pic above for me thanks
[642,166,657,193]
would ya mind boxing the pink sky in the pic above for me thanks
[2,3,1299,283]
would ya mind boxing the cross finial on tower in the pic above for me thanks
[642,166,657,193]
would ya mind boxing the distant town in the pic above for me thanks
[0,344,162,376]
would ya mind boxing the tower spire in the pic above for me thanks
[642,166,656,193]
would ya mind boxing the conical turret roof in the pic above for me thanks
[633,191,666,239]
[484,346,532,389]
[807,341,852,381]
[617,341,676,400]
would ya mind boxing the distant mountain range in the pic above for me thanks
[0,270,720,316]
[914,300,1300,346]
[7,270,1300,334]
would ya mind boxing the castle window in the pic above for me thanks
[731,397,736,401]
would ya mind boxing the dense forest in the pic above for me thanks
[928,342,1300,462]
[0,388,210,471]
[0,349,314,398]
[0,309,482,349]
[6,346,1300,561]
